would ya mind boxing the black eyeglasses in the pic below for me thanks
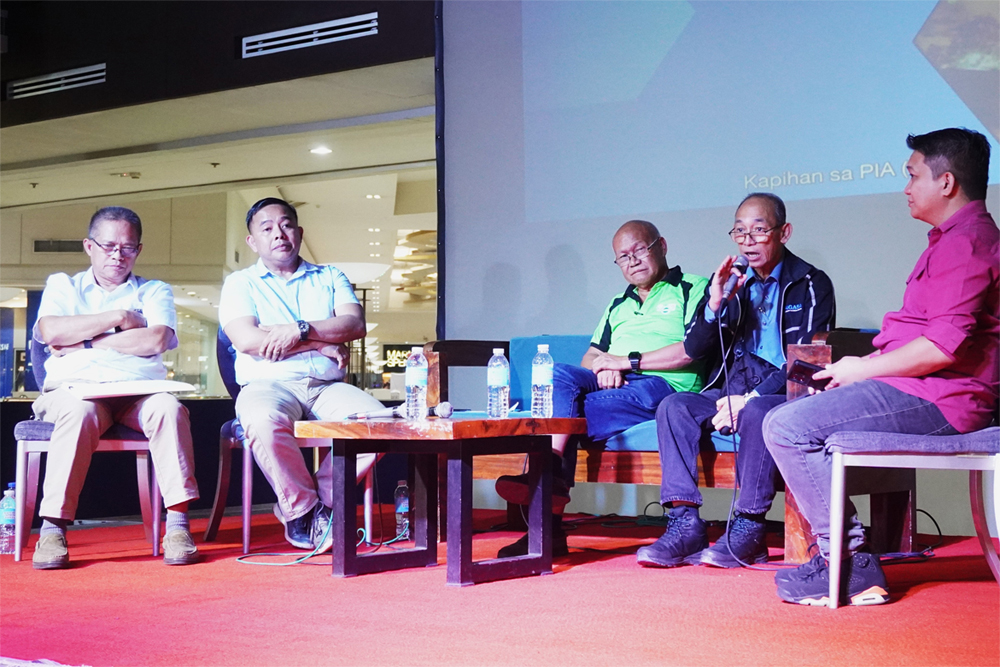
[728,224,782,243]
[613,238,661,267]
[89,238,140,258]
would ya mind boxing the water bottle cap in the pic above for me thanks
[6,483,13,490]
[493,348,504,355]
[538,344,549,352]
[397,480,407,486]
[411,346,422,354]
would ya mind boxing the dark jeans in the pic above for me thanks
[763,379,956,557]
[553,363,676,485]
[655,389,786,515]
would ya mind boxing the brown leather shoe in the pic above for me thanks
[163,528,202,565]
[32,532,70,570]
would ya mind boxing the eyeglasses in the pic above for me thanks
[89,238,140,258]
[728,224,782,243]
[613,238,661,267]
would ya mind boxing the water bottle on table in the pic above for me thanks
[531,343,554,418]
[405,346,428,421]
[394,480,410,540]
[487,348,510,419]
[0,483,16,555]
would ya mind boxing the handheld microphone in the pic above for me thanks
[721,255,750,301]
[716,255,750,313]
[347,401,454,420]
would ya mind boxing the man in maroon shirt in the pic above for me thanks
[763,128,998,606]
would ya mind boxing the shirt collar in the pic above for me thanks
[623,265,684,301]
[748,260,782,286]
[931,199,989,238]
[254,257,321,279]
[81,267,138,294]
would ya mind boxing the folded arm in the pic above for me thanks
[37,309,147,346]
[587,343,693,374]
[224,305,364,364]
[50,324,175,357]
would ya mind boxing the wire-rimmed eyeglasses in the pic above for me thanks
[613,238,661,267]
[89,238,140,258]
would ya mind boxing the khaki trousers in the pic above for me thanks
[33,389,199,520]
[235,379,384,521]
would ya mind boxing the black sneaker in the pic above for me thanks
[274,503,315,550]
[776,552,890,606]
[497,518,568,558]
[496,472,571,513]
[310,503,334,554]
[775,552,825,584]
[689,513,769,568]
[636,506,708,568]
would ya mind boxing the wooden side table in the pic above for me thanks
[295,416,586,585]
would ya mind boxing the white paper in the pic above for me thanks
[61,380,197,400]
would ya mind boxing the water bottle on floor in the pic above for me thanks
[531,343,554,418]
[405,346,428,421]
[487,348,510,419]
[394,480,410,540]
[0,483,16,555]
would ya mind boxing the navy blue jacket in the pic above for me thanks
[683,249,836,396]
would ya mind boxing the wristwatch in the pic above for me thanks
[83,339,93,349]
[628,351,642,373]
[296,320,310,342]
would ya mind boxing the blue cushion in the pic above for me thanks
[603,419,739,453]
[509,335,591,406]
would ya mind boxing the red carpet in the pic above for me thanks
[2,509,997,666]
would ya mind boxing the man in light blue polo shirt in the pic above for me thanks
[219,198,383,552]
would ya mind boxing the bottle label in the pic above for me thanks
[405,366,428,387]
[396,498,409,513]
[487,366,509,387]
[532,364,553,385]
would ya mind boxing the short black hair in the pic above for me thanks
[738,192,786,227]
[906,128,991,201]
[89,206,142,242]
[246,198,298,230]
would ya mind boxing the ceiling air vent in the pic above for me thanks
[242,12,378,59]
[7,63,106,100]
[34,239,84,254]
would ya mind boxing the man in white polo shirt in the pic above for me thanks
[31,206,200,569]
[219,198,383,552]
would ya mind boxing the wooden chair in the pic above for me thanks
[13,338,163,561]
[203,329,374,554]
[826,427,1000,608]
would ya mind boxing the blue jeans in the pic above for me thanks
[553,363,676,485]
[762,380,957,557]
[655,389,785,515]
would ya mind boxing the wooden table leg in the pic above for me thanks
[446,437,553,586]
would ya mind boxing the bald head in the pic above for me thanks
[612,219,668,290]
[614,220,661,247]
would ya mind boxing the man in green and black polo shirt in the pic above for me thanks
[495,220,708,558]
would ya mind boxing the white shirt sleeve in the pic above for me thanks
[218,271,257,330]
[330,267,361,310]
[136,279,179,350]
[33,273,74,341]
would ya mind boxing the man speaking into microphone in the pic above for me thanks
[638,193,835,568]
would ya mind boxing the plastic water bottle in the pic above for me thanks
[394,480,410,540]
[531,343,554,418]
[0,483,16,555]
[405,346,428,421]
[487,348,510,419]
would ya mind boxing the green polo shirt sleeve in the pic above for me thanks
[589,268,708,393]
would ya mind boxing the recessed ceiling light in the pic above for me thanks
[369,242,380,246]
[187,291,197,296]
[200,298,209,301]
[310,147,332,155]
[365,194,381,200]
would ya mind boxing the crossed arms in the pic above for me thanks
[37,310,173,357]
[223,302,367,366]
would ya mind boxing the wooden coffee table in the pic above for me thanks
[294,416,586,586]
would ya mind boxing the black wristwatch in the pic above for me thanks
[628,351,642,373]
[83,339,93,349]
[296,320,310,342]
